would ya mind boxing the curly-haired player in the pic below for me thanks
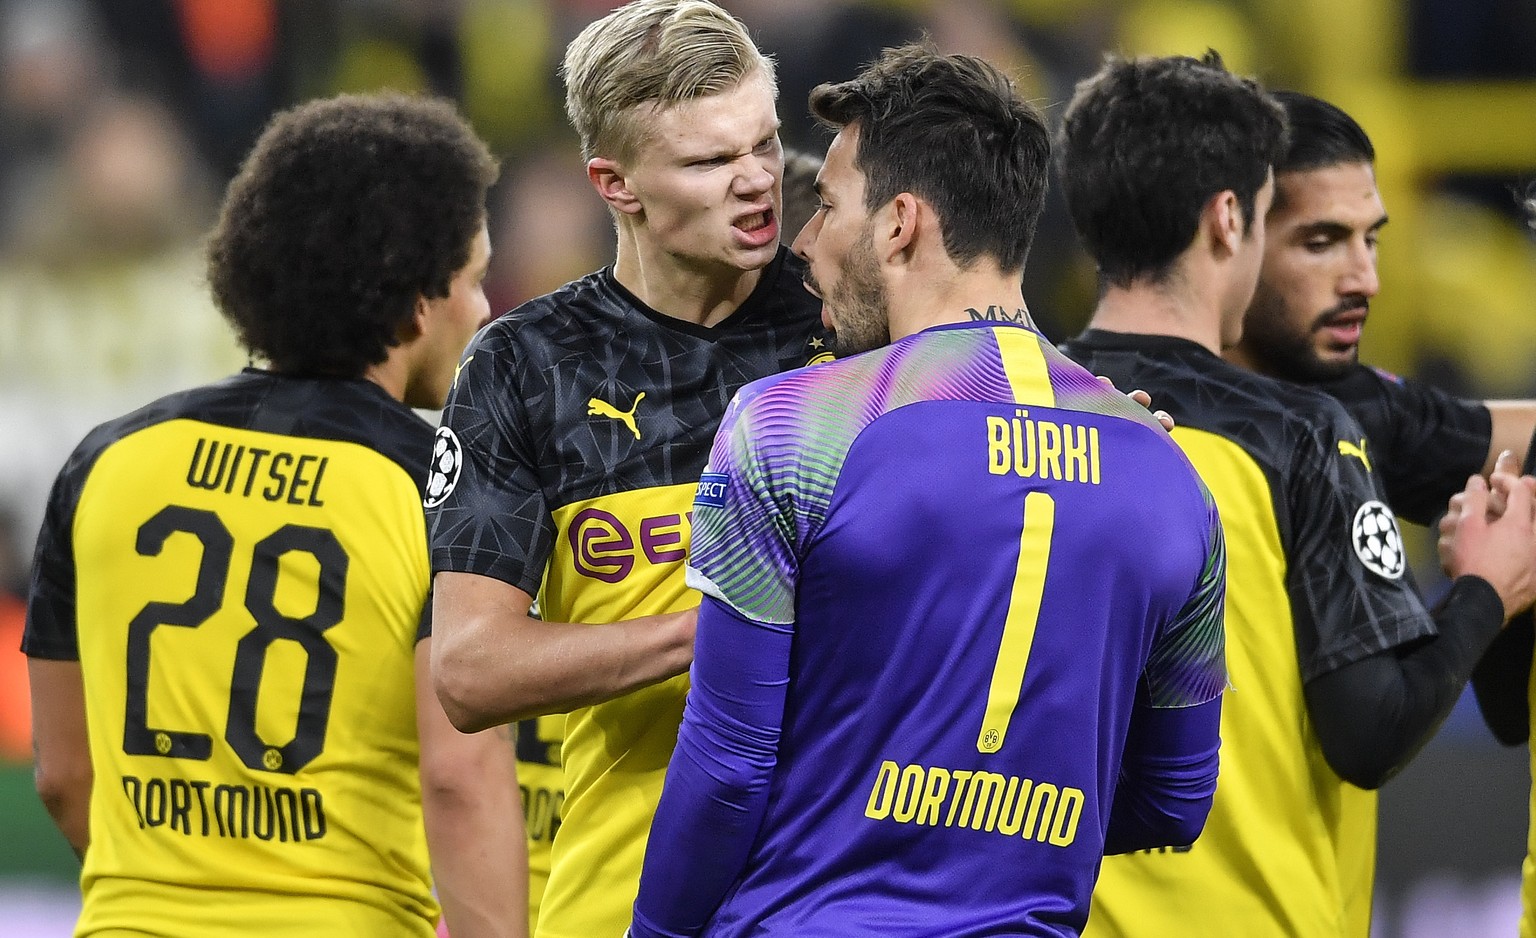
[26,92,525,937]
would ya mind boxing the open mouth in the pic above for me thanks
[736,208,774,232]
[1317,309,1367,348]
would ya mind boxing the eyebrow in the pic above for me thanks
[682,128,782,164]
[1296,214,1389,238]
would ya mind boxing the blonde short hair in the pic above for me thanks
[562,0,777,162]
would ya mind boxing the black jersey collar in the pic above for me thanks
[1068,328,1221,361]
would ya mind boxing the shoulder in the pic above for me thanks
[483,269,631,352]
[1153,353,1361,473]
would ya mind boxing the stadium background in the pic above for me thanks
[0,0,1532,934]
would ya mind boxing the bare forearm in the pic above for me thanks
[29,659,92,861]
[430,572,698,730]
[37,768,90,859]
[1484,400,1536,474]
[436,611,695,730]
[423,734,528,938]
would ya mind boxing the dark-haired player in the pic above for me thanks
[1228,93,1536,936]
[1229,90,1536,526]
[1059,53,1536,937]
[630,44,1228,938]
[25,93,525,937]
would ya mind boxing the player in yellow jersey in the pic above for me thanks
[1059,53,1536,937]
[25,93,526,938]
[428,3,831,937]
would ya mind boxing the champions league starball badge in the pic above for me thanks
[424,426,463,508]
[1351,500,1405,580]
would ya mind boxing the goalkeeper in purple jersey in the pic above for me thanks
[629,45,1229,938]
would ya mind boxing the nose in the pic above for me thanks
[734,153,777,198]
[791,210,820,260]
[1340,237,1380,299]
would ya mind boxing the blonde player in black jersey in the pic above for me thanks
[25,93,526,937]
[427,3,833,937]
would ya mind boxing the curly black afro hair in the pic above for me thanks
[207,92,497,376]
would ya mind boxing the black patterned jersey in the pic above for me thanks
[1062,330,1435,938]
[1315,363,1490,526]
[428,246,830,938]
[24,370,439,937]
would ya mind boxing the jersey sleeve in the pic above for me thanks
[1320,366,1489,526]
[684,387,806,626]
[1286,405,1437,681]
[22,458,86,660]
[1142,485,1227,708]
[427,328,556,595]
[631,595,792,938]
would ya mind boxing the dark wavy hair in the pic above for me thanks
[1058,51,1287,289]
[207,93,498,376]
[1270,90,1374,212]
[808,43,1051,273]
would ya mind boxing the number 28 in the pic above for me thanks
[122,505,346,775]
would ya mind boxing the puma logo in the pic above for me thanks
[1338,438,1371,472]
[588,392,645,440]
[453,354,474,388]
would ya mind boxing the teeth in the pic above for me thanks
[738,212,768,232]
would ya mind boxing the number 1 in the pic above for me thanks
[977,491,1055,754]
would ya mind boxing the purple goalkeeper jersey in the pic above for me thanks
[632,321,1226,937]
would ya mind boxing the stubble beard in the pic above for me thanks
[826,234,891,357]
[1242,285,1357,384]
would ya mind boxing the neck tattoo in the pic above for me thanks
[967,305,1029,324]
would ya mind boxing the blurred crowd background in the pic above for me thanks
[1,0,1535,935]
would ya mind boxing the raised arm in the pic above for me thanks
[1305,466,1536,789]
[1470,610,1533,745]
[430,572,696,732]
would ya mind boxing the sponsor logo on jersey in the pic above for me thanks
[566,506,690,583]
[424,426,463,508]
[1337,438,1372,471]
[588,392,645,440]
[547,486,698,601]
[696,473,730,507]
[1352,500,1404,579]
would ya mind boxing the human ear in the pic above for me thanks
[1209,190,1243,255]
[882,193,921,263]
[589,158,642,215]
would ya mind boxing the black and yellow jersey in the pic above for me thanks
[25,370,439,937]
[1061,331,1437,938]
[516,714,563,935]
[1316,363,1490,526]
[428,246,830,938]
